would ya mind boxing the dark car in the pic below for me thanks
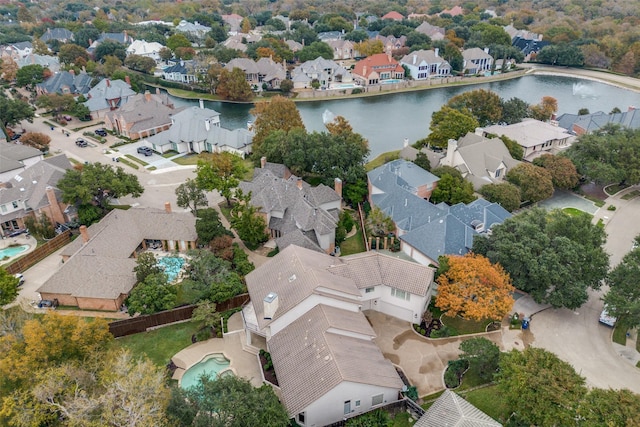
[94,128,108,137]
[10,133,21,140]
[75,138,88,147]
[38,299,59,309]
[137,146,153,156]
[8,229,27,237]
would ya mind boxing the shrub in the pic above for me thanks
[431,325,452,338]
[351,88,363,95]
[607,205,616,211]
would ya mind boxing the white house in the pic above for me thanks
[126,40,165,62]
[400,49,451,80]
[462,47,493,74]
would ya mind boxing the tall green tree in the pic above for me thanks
[166,33,192,51]
[216,68,254,101]
[297,41,334,61]
[500,97,530,124]
[604,243,640,329]
[186,250,245,303]
[0,268,19,306]
[458,337,500,382]
[479,182,521,212]
[58,43,90,65]
[175,178,208,215]
[133,252,163,283]
[576,388,640,426]
[533,154,580,189]
[431,166,476,205]
[425,106,479,148]
[496,347,587,426]
[94,40,127,63]
[446,89,503,127]
[195,152,246,207]
[195,208,231,245]
[16,64,45,90]
[473,208,609,309]
[230,190,269,250]
[0,96,33,137]
[250,95,305,152]
[125,273,176,315]
[506,162,554,203]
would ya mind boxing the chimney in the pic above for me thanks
[445,139,458,166]
[296,177,302,190]
[263,292,278,320]
[629,106,637,112]
[403,138,409,148]
[413,54,417,65]
[260,156,267,168]
[106,79,110,87]
[363,65,367,76]
[69,69,75,76]
[334,177,342,198]
[164,202,172,213]
[45,186,65,225]
[144,90,151,102]
[125,75,131,85]
[199,99,204,109]
[79,225,90,243]
[484,47,489,54]
[434,47,439,57]
[475,127,484,136]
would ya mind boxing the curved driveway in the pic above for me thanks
[527,189,640,392]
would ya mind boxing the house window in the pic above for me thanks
[297,412,305,424]
[0,205,6,213]
[355,400,361,407]
[495,168,502,178]
[344,400,351,415]
[365,287,374,293]
[372,394,384,406]
[12,201,18,209]
[391,288,410,301]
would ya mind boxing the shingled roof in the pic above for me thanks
[416,390,502,427]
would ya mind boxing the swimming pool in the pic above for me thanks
[330,83,361,89]
[381,79,403,84]
[0,244,29,259]
[157,256,185,282]
[180,353,234,389]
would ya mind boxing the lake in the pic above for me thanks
[167,74,640,159]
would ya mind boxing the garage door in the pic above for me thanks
[378,300,413,322]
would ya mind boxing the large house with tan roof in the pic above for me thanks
[242,244,435,426]
[400,49,452,80]
[225,57,286,90]
[462,47,493,75]
[37,204,197,311]
[352,53,405,86]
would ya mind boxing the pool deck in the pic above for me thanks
[171,312,264,388]
[0,234,37,266]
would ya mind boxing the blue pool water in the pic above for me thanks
[0,245,29,258]
[157,256,185,282]
[180,353,233,389]
[381,79,402,84]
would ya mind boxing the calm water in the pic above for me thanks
[167,75,640,158]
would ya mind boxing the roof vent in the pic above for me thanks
[288,274,297,282]
[14,175,23,182]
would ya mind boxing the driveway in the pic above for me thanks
[523,188,640,393]
[537,189,599,214]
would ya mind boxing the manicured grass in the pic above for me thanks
[175,280,204,306]
[69,158,81,165]
[562,207,592,219]
[365,150,400,172]
[125,154,149,166]
[117,157,139,170]
[173,154,200,165]
[637,330,640,353]
[613,323,627,345]
[218,203,233,224]
[148,166,157,171]
[605,183,629,195]
[441,315,494,335]
[464,385,511,422]
[391,411,414,427]
[582,194,606,207]
[114,321,201,368]
[457,366,489,391]
[622,190,640,200]
[162,150,179,158]
[421,390,445,409]
[340,226,366,255]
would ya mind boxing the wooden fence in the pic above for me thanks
[357,203,369,251]
[109,293,250,338]
[4,230,71,275]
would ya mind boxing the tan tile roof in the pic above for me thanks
[269,304,403,416]
[353,53,404,79]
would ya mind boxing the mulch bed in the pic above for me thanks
[259,353,279,386]
[415,319,442,337]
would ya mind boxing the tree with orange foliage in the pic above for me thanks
[436,253,515,321]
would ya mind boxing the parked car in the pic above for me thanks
[8,229,27,237]
[75,138,88,147]
[14,273,24,286]
[38,299,59,309]
[599,305,617,327]
[137,146,153,156]
[94,128,107,137]
[10,132,21,140]
[63,115,72,121]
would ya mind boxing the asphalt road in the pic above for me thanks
[529,190,640,392]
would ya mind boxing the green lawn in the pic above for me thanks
[173,154,201,165]
[365,150,400,172]
[562,207,592,219]
[613,323,627,345]
[622,190,640,200]
[441,315,494,335]
[125,154,149,166]
[117,157,139,170]
[391,411,414,427]
[340,226,366,255]
[114,321,200,368]
[464,385,510,422]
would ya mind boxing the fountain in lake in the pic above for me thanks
[322,109,335,125]
[572,82,598,98]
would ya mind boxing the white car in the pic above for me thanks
[599,306,617,327]
[14,273,24,286]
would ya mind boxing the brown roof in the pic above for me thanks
[269,304,403,416]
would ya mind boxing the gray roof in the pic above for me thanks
[83,78,136,112]
[17,54,60,72]
[275,229,324,253]
[462,47,493,61]
[225,57,285,82]
[483,119,571,148]
[0,142,43,173]
[269,304,403,416]
[40,28,74,42]
[105,93,180,134]
[416,390,502,427]
[96,32,133,45]
[368,159,439,195]
[39,207,197,300]
[557,108,640,134]
[37,71,92,95]
[292,57,353,82]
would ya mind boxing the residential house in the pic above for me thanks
[483,119,574,162]
[40,28,74,44]
[1,41,33,58]
[16,54,60,73]
[462,47,493,74]
[83,78,136,118]
[381,11,404,21]
[374,34,407,52]
[317,31,344,42]
[367,159,511,266]
[225,57,285,90]
[400,49,451,80]
[126,39,164,62]
[163,61,197,83]
[36,70,92,95]
[0,155,73,237]
[352,53,405,85]
[291,56,354,89]
[415,390,502,427]
[557,106,640,136]
[414,22,445,41]
[222,38,247,52]
[399,139,444,171]
[439,131,521,190]
[221,14,244,34]
[0,142,44,182]
[239,159,342,253]
[285,39,303,53]
[439,6,465,17]
[87,32,134,54]
[242,244,435,426]
[145,104,253,157]
[512,37,550,60]
[174,20,211,39]
[326,39,355,60]
[104,90,181,140]
[38,204,197,311]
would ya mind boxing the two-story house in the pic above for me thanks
[290,56,354,89]
[352,53,405,85]
[462,47,493,74]
[83,78,136,118]
[126,40,165,62]
[0,142,44,183]
[225,57,286,90]
[400,49,452,80]
[36,70,92,95]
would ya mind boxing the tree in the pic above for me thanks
[366,207,395,237]
[436,254,514,321]
[191,300,222,332]
[413,151,431,171]
[94,40,127,63]
[604,246,640,329]
[216,68,254,101]
[506,163,554,203]
[536,43,584,67]
[16,64,45,89]
[473,208,609,309]
[479,182,521,212]
[74,28,100,48]
[159,47,173,62]
[297,41,334,61]
[196,152,246,207]
[425,106,479,148]
[124,54,157,73]
[175,178,208,215]
[175,46,196,60]
[166,375,289,427]
[496,347,587,426]
[1,56,18,81]
[279,78,293,94]
[230,189,269,250]
[186,250,244,302]
[529,96,558,122]
[497,134,524,160]
[0,96,33,137]
[446,89,503,126]
[134,252,163,283]
[19,132,51,152]
[195,208,232,245]
[500,97,530,124]
[250,96,305,152]
[167,33,192,51]
[125,273,176,315]
[533,154,579,189]
[58,43,90,65]
[24,213,55,240]
[0,268,19,306]
[576,388,640,426]
[57,163,144,209]
[458,337,500,382]
[354,39,385,57]
[35,93,76,116]
[430,167,476,205]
